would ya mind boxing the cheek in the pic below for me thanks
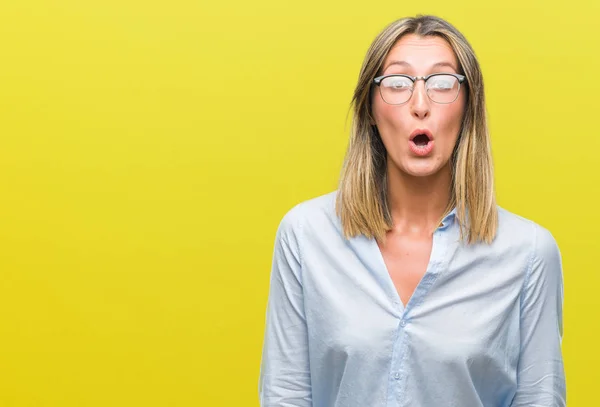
[446,105,464,130]
[371,93,386,124]
[439,101,466,139]
[452,91,467,129]
[372,98,407,130]
[372,89,395,123]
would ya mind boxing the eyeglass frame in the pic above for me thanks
[373,72,467,105]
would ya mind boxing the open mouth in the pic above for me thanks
[409,129,434,156]
[412,134,431,146]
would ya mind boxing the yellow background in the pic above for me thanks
[0,0,598,405]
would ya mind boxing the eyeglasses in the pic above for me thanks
[373,73,466,105]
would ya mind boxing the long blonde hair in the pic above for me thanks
[336,15,497,245]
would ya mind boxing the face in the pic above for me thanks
[372,34,466,178]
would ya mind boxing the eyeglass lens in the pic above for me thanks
[379,75,460,104]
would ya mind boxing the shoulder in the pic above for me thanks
[496,205,561,267]
[276,190,339,242]
[278,190,338,229]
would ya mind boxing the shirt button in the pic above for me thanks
[394,372,400,380]
[400,320,406,327]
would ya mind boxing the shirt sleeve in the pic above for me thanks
[510,223,566,406]
[258,211,312,406]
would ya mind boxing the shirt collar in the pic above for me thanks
[439,207,457,229]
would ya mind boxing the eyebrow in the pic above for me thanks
[383,60,458,74]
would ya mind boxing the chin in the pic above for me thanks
[402,166,440,177]
[398,157,448,178]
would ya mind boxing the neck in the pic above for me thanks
[386,161,453,236]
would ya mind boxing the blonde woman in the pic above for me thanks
[259,15,565,407]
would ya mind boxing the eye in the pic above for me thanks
[390,81,410,89]
[427,75,457,91]
[382,76,412,90]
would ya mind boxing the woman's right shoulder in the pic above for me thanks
[276,190,340,236]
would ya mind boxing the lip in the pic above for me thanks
[409,128,434,141]
[409,128,434,156]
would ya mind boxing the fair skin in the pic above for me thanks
[371,34,466,307]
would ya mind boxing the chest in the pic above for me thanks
[377,234,433,307]
[301,227,525,374]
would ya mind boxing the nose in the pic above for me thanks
[410,80,430,119]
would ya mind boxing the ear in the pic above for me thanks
[368,113,377,126]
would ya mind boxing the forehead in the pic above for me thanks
[382,34,459,73]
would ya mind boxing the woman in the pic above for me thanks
[258,15,565,407]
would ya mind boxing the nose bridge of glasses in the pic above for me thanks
[411,77,429,99]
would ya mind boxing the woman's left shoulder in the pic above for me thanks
[495,205,561,256]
